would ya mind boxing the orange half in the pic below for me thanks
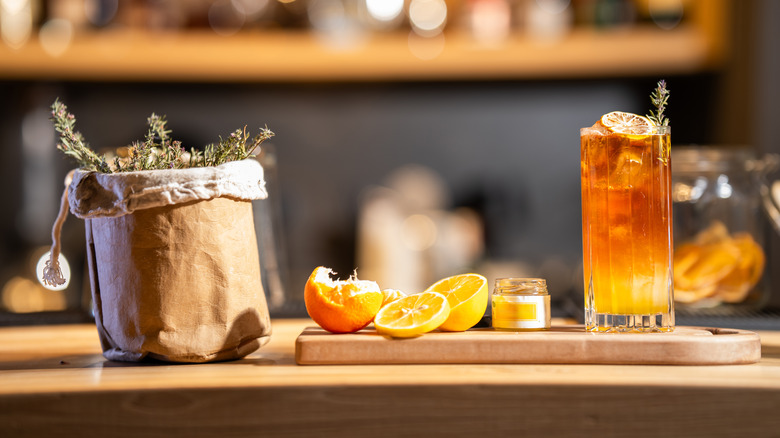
[304,266,383,334]
[374,292,450,338]
[424,273,488,332]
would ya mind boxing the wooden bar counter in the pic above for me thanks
[2,319,780,437]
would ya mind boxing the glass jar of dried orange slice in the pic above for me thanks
[671,146,779,313]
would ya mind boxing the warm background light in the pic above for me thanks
[408,0,447,36]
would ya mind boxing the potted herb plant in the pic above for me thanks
[42,100,274,363]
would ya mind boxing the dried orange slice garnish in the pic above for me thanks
[598,111,655,135]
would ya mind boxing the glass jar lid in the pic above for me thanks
[493,278,547,295]
[671,146,758,174]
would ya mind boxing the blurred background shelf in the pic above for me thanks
[2,0,780,329]
[0,0,727,82]
[0,25,723,82]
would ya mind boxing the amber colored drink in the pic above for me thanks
[580,125,674,332]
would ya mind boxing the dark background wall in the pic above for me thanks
[0,0,778,322]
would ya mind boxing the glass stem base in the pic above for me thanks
[585,312,674,333]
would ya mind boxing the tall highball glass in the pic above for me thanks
[580,124,674,332]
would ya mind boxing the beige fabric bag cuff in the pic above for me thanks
[68,159,268,219]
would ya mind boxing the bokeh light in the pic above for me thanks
[535,0,570,15]
[408,0,447,37]
[527,0,572,41]
[1,0,33,49]
[209,0,246,36]
[649,0,683,30]
[85,0,119,27]
[233,0,272,20]
[365,0,404,22]
[39,19,74,57]
[469,0,511,46]
[408,30,445,60]
[2,276,67,313]
[308,0,366,50]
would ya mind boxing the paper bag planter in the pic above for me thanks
[68,160,272,362]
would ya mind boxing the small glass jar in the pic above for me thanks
[491,278,550,330]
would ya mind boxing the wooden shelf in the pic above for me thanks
[0,0,728,83]
[0,25,723,83]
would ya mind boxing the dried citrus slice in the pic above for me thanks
[674,284,718,304]
[679,242,740,290]
[374,292,450,338]
[423,273,488,332]
[674,222,768,305]
[598,111,655,135]
[735,233,766,289]
[304,266,383,334]
[693,220,731,245]
[717,233,765,303]
[673,243,702,285]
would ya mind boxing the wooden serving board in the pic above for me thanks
[295,325,761,366]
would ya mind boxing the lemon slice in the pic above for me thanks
[599,111,655,135]
[424,273,488,332]
[374,292,450,338]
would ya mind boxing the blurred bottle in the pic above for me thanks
[465,0,511,46]
[357,165,484,293]
[524,0,573,42]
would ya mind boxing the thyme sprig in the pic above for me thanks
[50,99,274,173]
[646,80,670,127]
[51,100,111,173]
[198,126,273,168]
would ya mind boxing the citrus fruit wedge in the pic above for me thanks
[598,111,655,135]
[424,273,488,332]
[304,266,383,334]
[374,292,450,338]
[717,233,765,303]
[380,289,407,307]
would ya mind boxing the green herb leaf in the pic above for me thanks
[646,80,670,127]
[50,100,274,173]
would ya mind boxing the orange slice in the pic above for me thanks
[717,233,765,303]
[693,220,730,245]
[673,222,767,305]
[678,242,741,290]
[674,284,718,304]
[304,266,383,334]
[598,111,655,135]
[374,292,450,338]
[423,273,488,332]
[380,289,407,308]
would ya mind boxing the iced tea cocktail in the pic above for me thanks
[581,112,674,332]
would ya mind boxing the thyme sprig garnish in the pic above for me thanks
[646,80,670,127]
[50,99,274,173]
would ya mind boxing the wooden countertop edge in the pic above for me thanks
[1,319,779,399]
